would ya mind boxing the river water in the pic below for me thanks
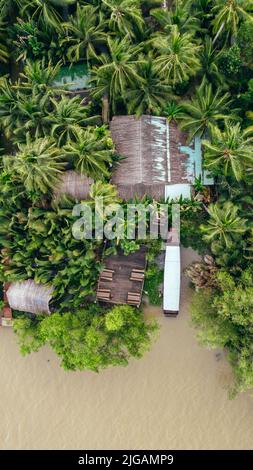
[0,248,252,450]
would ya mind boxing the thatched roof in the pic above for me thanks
[6,280,53,315]
[54,170,93,200]
[110,115,211,200]
[116,183,165,200]
[111,115,171,185]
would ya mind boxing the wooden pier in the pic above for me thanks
[97,247,147,307]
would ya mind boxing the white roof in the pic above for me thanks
[165,184,191,200]
[163,245,181,312]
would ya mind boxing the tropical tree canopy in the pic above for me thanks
[89,180,120,205]
[21,0,76,30]
[13,305,158,371]
[200,201,248,248]
[19,59,61,92]
[63,4,107,62]
[212,0,253,40]
[151,1,200,35]
[0,21,8,63]
[125,56,172,116]
[191,266,253,394]
[102,0,144,38]
[152,25,201,85]
[46,95,98,145]
[179,80,234,141]
[203,122,253,181]
[4,137,65,197]
[64,127,115,179]
[90,36,144,111]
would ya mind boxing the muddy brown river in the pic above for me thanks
[0,249,252,450]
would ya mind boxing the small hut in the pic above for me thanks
[110,115,214,200]
[54,170,93,201]
[6,280,53,315]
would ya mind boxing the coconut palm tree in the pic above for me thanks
[0,77,18,137]
[89,180,120,207]
[151,0,200,35]
[200,201,248,248]
[179,79,234,141]
[203,122,253,182]
[163,101,183,122]
[0,0,21,20]
[0,76,53,141]
[45,96,99,146]
[64,127,114,179]
[152,25,201,86]
[19,59,61,93]
[13,90,51,141]
[0,21,8,63]
[125,56,172,116]
[21,0,76,31]
[212,0,253,43]
[200,36,223,84]
[90,36,144,112]
[102,0,144,38]
[63,4,107,63]
[4,136,65,196]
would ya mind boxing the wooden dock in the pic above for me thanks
[97,246,147,307]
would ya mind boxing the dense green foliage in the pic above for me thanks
[191,266,253,395]
[1,206,103,311]
[144,264,163,306]
[14,304,158,371]
[0,1,253,386]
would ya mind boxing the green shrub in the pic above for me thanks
[144,264,163,306]
[218,45,242,77]
[13,305,159,371]
[237,21,253,66]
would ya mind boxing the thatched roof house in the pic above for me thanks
[6,280,53,315]
[54,170,93,200]
[110,115,214,200]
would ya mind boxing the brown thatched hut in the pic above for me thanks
[54,170,93,200]
[110,115,214,200]
[6,280,53,315]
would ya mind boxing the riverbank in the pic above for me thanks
[0,248,252,450]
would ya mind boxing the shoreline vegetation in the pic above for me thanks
[0,1,253,395]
